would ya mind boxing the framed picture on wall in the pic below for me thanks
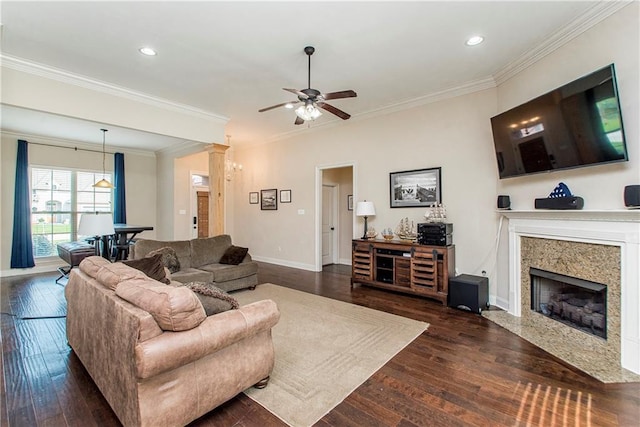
[249,192,259,204]
[389,167,441,208]
[348,195,353,211]
[261,189,278,210]
[280,190,292,203]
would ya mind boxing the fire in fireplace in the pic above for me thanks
[530,267,607,339]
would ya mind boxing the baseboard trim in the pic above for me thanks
[1,260,65,278]
[251,256,317,272]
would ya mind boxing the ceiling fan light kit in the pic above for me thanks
[259,46,357,125]
[295,101,322,121]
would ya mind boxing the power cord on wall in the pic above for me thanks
[469,214,505,279]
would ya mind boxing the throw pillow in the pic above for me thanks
[183,281,239,316]
[116,278,206,331]
[123,253,170,284]
[219,245,249,265]
[147,246,181,273]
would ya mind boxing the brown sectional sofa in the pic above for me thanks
[131,234,258,291]
[65,256,280,427]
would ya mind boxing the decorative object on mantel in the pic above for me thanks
[356,200,376,239]
[534,182,584,210]
[424,202,447,222]
[381,228,394,240]
[395,217,417,241]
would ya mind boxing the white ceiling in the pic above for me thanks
[0,1,618,150]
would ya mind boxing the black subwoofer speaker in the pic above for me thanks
[624,185,640,208]
[448,274,489,314]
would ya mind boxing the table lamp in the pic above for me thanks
[78,212,115,258]
[356,201,376,239]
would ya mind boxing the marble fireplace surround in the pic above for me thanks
[491,210,640,382]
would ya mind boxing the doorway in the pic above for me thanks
[190,171,209,239]
[196,191,209,238]
[316,164,355,271]
[322,185,338,265]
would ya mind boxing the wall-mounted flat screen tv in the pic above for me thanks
[491,64,628,179]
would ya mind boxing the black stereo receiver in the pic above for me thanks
[417,223,453,246]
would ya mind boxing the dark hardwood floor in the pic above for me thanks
[2,262,639,426]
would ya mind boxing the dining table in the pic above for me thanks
[110,224,154,260]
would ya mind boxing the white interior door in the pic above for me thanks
[322,185,337,265]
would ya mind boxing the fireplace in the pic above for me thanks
[530,267,607,339]
[486,210,640,381]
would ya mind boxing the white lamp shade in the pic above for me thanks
[356,201,376,217]
[78,213,115,236]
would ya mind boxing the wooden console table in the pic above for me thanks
[351,239,455,305]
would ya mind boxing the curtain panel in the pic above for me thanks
[11,140,35,268]
[113,152,126,224]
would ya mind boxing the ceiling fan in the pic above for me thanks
[259,46,357,125]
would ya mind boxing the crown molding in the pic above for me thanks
[493,1,632,85]
[0,54,229,124]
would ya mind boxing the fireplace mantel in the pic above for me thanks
[500,209,640,223]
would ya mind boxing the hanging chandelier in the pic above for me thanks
[93,128,115,188]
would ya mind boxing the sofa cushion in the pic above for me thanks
[79,256,111,278]
[116,278,206,331]
[146,246,181,273]
[190,235,232,268]
[171,268,214,284]
[219,245,249,265]
[198,261,258,282]
[96,262,148,290]
[133,239,192,269]
[182,282,239,316]
[123,254,170,284]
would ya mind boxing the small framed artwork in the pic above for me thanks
[261,189,278,210]
[347,195,353,211]
[249,192,259,204]
[390,167,442,208]
[280,189,292,203]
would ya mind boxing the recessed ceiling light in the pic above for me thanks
[466,36,484,46]
[139,47,157,56]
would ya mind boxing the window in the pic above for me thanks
[31,167,112,257]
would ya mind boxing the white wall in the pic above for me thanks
[231,88,499,277]
[493,3,639,309]
[0,133,157,275]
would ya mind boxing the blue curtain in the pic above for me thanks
[11,140,35,268]
[113,152,126,224]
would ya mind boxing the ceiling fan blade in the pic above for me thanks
[283,88,308,99]
[295,116,305,125]
[321,90,357,100]
[317,102,351,120]
[258,100,299,113]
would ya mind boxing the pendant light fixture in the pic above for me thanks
[93,128,115,189]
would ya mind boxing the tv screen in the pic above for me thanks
[491,64,628,179]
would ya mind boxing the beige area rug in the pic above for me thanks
[234,283,429,427]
